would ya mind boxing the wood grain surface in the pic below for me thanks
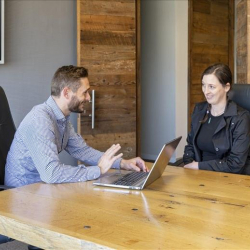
[189,0,234,125]
[235,0,250,83]
[0,165,250,249]
[77,0,138,159]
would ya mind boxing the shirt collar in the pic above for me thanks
[45,96,70,122]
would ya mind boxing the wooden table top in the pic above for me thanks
[0,165,250,249]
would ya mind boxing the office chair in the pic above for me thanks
[0,86,16,190]
[228,83,250,111]
[0,86,42,250]
[0,86,16,244]
[170,83,250,167]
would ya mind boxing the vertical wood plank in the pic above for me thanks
[236,0,247,83]
[247,1,250,83]
[136,0,141,156]
[77,0,137,159]
[228,0,235,81]
[189,0,234,127]
[77,0,82,137]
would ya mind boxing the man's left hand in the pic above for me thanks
[120,157,149,172]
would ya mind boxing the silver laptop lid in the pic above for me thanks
[141,136,182,189]
[92,136,182,190]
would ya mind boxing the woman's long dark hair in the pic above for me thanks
[200,63,232,123]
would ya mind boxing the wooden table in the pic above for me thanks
[0,165,250,249]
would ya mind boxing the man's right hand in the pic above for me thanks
[98,144,123,174]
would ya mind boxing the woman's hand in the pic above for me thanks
[184,161,199,170]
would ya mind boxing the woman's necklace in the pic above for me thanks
[208,110,225,124]
[208,116,211,124]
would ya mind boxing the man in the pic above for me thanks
[5,65,147,188]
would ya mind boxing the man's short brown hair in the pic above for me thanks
[51,65,88,97]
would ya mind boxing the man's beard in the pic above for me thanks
[68,95,85,113]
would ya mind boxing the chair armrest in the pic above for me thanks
[169,157,184,167]
[0,185,14,191]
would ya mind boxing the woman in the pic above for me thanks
[183,63,250,174]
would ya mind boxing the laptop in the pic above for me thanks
[93,136,182,190]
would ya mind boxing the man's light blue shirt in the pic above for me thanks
[5,96,121,187]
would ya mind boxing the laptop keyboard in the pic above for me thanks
[112,172,149,186]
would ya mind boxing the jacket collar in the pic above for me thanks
[224,100,238,117]
[195,100,237,118]
[193,100,238,136]
[214,100,237,134]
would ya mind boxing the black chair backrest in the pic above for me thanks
[228,84,250,112]
[0,87,16,185]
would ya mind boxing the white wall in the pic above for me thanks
[0,1,77,165]
[141,0,188,161]
[175,0,188,159]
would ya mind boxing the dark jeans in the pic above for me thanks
[0,234,13,244]
[0,234,43,249]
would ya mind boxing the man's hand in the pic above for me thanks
[98,144,123,174]
[184,161,199,170]
[120,157,149,172]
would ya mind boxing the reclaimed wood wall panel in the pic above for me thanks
[80,0,135,17]
[136,0,141,157]
[189,0,234,124]
[236,0,248,83]
[77,0,137,159]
